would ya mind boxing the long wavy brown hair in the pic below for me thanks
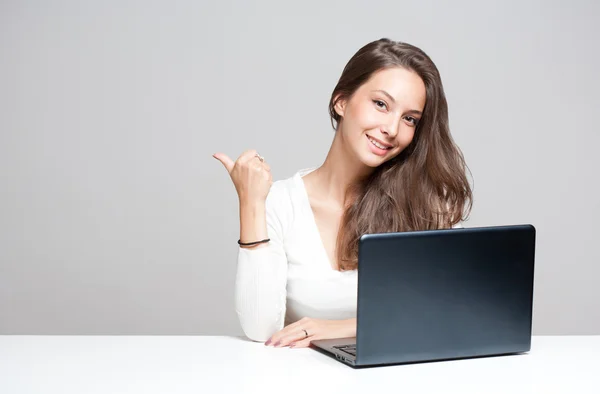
[331,38,473,271]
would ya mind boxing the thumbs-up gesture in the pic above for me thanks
[213,149,273,204]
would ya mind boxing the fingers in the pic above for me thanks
[289,337,313,348]
[274,330,308,348]
[238,149,259,164]
[243,151,270,173]
[212,153,235,173]
[213,150,269,171]
[266,320,302,346]
[265,328,292,347]
[266,317,312,347]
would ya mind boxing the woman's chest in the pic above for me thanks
[311,203,343,270]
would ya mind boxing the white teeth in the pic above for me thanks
[368,136,390,150]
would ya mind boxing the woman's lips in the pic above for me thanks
[366,134,391,156]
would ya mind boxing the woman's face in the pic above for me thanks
[334,67,426,167]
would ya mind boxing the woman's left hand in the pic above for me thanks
[265,317,357,348]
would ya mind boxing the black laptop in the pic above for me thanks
[311,224,536,367]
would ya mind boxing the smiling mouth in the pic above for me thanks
[366,135,393,150]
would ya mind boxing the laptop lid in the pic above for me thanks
[354,224,536,366]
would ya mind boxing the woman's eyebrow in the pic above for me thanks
[372,89,422,115]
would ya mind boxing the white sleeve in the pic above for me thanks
[234,184,289,342]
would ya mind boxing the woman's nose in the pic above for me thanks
[381,115,401,138]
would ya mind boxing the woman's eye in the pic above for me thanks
[373,100,387,110]
[405,116,418,126]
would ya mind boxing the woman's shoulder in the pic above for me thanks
[268,167,314,201]
[264,167,314,221]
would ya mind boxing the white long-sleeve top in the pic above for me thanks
[235,167,462,342]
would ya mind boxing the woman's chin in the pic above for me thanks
[360,154,386,168]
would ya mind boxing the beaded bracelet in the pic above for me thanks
[237,238,270,246]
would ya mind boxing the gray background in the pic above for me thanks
[1,0,598,335]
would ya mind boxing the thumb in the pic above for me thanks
[212,153,235,173]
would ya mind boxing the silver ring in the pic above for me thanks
[255,153,264,162]
[302,329,308,338]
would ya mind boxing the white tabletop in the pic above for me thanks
[0,335,598,394]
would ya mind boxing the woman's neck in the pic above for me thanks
[310,129,373,207]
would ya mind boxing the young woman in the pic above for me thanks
[213,38,472,348]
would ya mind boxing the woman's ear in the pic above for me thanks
[334,94,347,117]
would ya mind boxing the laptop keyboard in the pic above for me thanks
[333,344,356,357]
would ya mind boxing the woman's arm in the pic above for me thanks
[235,183,289,342]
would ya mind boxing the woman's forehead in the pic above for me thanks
[361,68,426,109]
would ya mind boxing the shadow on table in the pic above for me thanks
[229,335,259,343]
